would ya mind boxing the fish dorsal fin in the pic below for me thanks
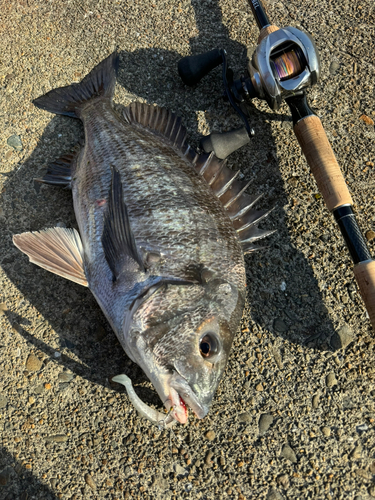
[102,167,145,280]
[123,102,188,151]
[123,102,273,254]
[13,228,88,286]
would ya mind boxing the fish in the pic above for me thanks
[13,52,273,425]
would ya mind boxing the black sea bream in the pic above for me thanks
[13,53,273,425]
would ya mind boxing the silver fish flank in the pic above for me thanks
[13,53,273,425]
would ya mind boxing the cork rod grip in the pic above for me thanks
[353,261,375,331]
[294,115,353,211]
[258,25,279,43]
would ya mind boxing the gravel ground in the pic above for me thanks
[1,1,375,499]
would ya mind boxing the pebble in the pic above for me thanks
[368,485,375,497]
[238,412,252,423]
[370,461,375,474]
[273,318,288,333]
[34,384,45,394]
[45,434,68,443]
[58,372,74,382]
[7,134,23,151]
[330,325,355,350]
[205,451,214,467]
[0,303,8,316]
[205,430,215,441]
[322,426,331,437]
[0,395,8,409]
[281,444,297,463]
[312,394,320,409]
[25,354,43,371]
[276,474,290,489]
[366,230,375,241]
[0,468,11,486]
[174,463,188,477]
[259,413,273,435]
[267,487,284,500]
[359,114,374,126]
[84,473,97,491]
[329,60,340,75]
[351,445,362,459]
[152,475,169,492]
[326,372,337,388]
[256,382,264,392]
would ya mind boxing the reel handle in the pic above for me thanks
[178,49,223,87]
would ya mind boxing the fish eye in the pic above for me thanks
[199,333,220,359]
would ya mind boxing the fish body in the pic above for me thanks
[13,53,273,424]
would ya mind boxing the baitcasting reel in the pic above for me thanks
[178,8,320,159]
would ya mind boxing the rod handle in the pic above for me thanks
[294,115,353,211]
[353,261,375,331]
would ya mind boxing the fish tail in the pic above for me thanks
[32,52,119,118]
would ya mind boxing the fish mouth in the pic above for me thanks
[168,374,208,423]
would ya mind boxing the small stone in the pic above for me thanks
[276,474,290,489]
[326,372,337,388]
[34,384,45,394]
[0,468,11,486]
[273,318,288,333]
[7,135,23,151]
[84,473,97,491]
[329,60,340,75]
[312,394,320,409]
[330,325,355,350]
[322,426,331,437]
[58,372,74,382]
[238,412,251,423]
[0,303,8,316]
[205,451,214,467]
[360,114,374,126]
[152,475,169,492]
[28,396,35,404]
[369,485,375,497]
[45,434,68,443]
[174,464,188,477]
[259,413,274,435]
[25,354,42,371]
[44,383,52,390]
[0,396,8,409]
[366,230,375,241]
[281,444,297,463]
[256,383,264,392]
[351,445,362,459]
[267,487,284,500]
[205,430,215,441]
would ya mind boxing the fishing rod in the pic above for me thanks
[177,0,375,331]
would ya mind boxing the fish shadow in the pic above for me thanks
[0,0,347,402]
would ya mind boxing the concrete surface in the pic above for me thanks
[0,0,375,498]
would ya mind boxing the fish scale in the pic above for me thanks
[13,52,273,425]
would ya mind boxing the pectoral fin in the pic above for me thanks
[102,167,145,281]
[13,227,88,286]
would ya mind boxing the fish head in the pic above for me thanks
[125,279,244,424]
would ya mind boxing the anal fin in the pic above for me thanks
[13,227,88,286]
